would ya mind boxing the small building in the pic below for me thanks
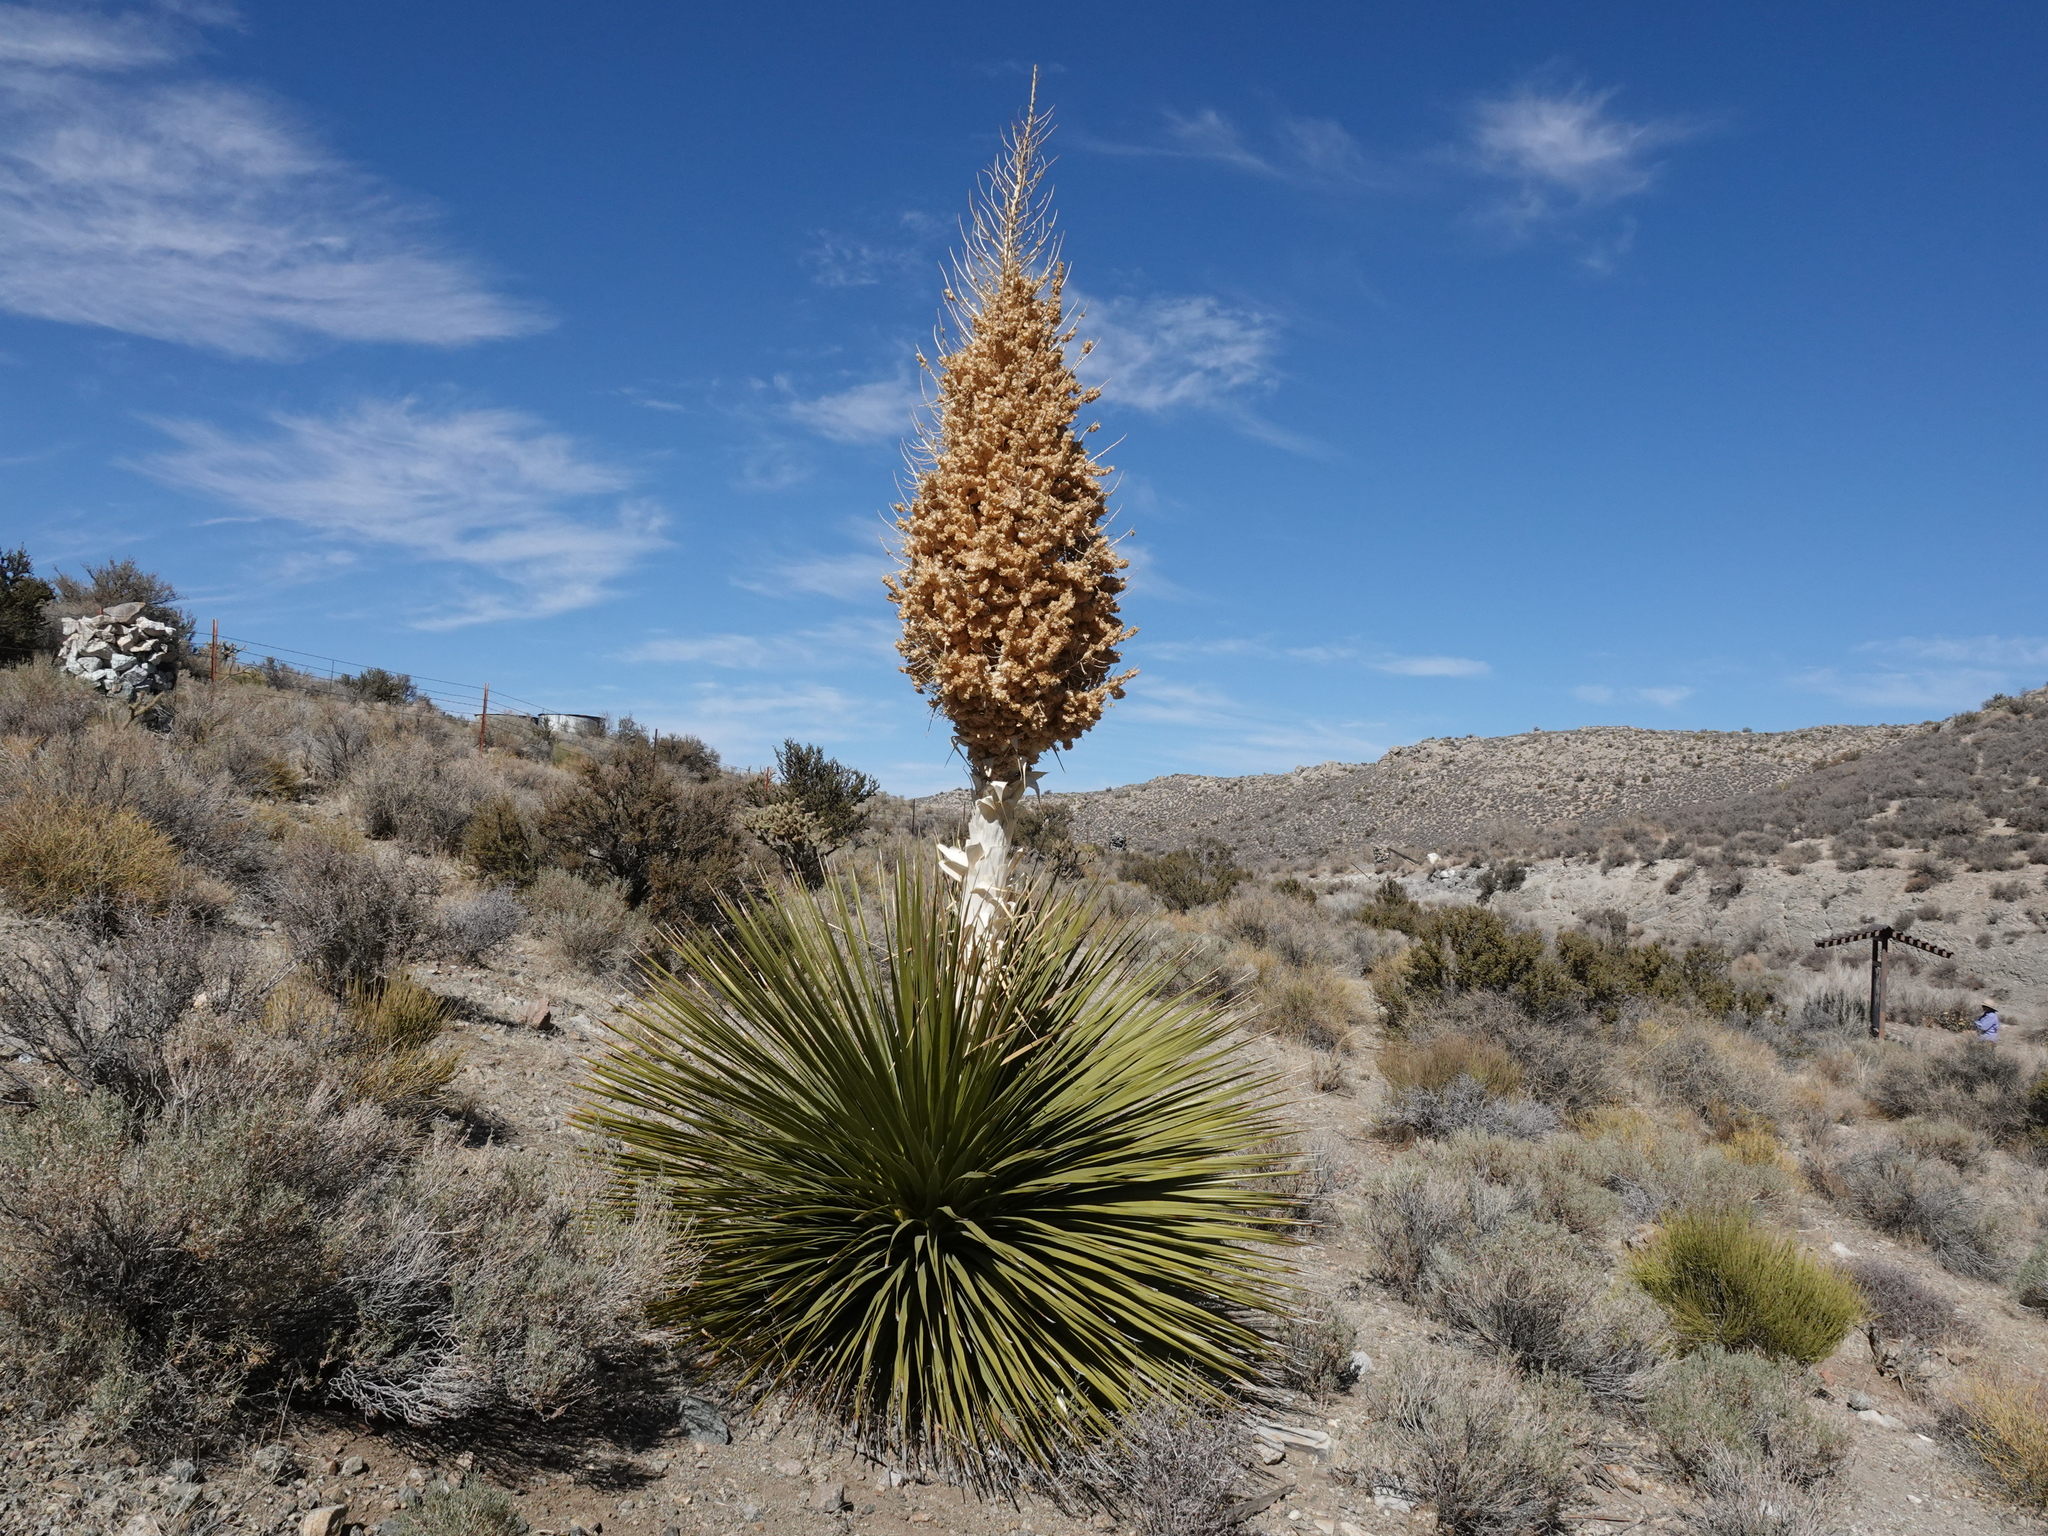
[537,713,605,738]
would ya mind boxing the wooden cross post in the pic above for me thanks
[1813,923,1955,1039]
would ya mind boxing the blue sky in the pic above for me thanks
[3,1,2045,793]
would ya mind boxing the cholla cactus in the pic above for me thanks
[887,80,1134,932]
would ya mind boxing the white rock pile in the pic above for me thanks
[58,602,180,702]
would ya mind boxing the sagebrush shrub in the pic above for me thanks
[1276,1293,1358,1402]
[1361,1351,1584,1536]
[0,656,102,737]
[436,885,523,964]
[1869,1040,2029,1141]
[578,866,1288,1482]
[350,736,487,853]
[1628,1210,1863,1363]
[522,867,647,975]
[1645,1346,1847,1488]
[1644,1023,1786,1129]
[1403,992,1618,1117]
[1819,1142,2009,1280]
[1381,1079,1559,1142]
[1420,1214,1659,1398]
[1355,1166,1512,1302]
[267,829,440,993]
[0,788,181,920]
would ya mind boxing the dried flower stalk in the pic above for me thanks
[887,76,1134,932]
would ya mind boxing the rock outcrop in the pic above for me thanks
[58,603,179,703]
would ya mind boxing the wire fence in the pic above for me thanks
[4,622,564,724]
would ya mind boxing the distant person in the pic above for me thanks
[1974,1001,2000,1041]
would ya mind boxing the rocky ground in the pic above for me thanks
[979,721,1914,866]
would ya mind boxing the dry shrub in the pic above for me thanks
[1580,1111,1791,1222]
[1437,1134,1626,1241]
[0,907,212,1108]
[2016,1239,2048,1311]
[1646,1347,1847,1489]
[1207,886,1380,973]
[1942,1369,2048,1511]
[523,867,648,975]
[436,885,524,964]
[1354,1166,1514,1302]
[1890,1116,1987,1172]
[1628,1210,1862,1364]
[1276,1293,1358,1402]
[397,1484,530,1536]
[1686,1453,1834,1536]
[1080,1400,1251,1536]
[0,1088,673,1451]
[1,722,267,883]
[1257,962,1357,1050]
[0,655,103,737]
[1380,1079,1560,1143]
[1816,1141,2010,1280]
[267,828,440,993]
[0,788,181,920]
[1643,1021,1787,1129]
[1122,839,1247,912]
[1420,1214,1659,1399]
[1404,991,1619,1118]
[1359,1350,1585,1536]
[349,735,488,853]
[1869,1039,2029,1140]
[1847,1258,1968,1343]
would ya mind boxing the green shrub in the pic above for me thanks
[463,794,544,886]
[742,738,878,887]
[0,788,182,919]
[1645,1347,1847,1488]
[1628,1210,1862,1364]
[577,865,1288,1482]
[1124,838,1247,911]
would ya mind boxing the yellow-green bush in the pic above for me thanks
[1944,1369,2048,1510]
[1628,1210,1862,1364]
[0,789,181,917]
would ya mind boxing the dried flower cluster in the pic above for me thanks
[887,85,1134,774]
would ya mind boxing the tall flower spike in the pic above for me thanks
[886,74,1134,932]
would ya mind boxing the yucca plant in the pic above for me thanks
[575,865,1288,1481]
[888,77,1134,934]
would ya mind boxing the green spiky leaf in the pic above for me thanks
[576,865,1288,1479]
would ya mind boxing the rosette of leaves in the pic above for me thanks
[576,865,1287,1482]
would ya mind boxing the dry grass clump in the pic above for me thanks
[1384,1036,1524,1097]
[1402,992,1619,1119]
[1868,1039,2032,1141]
[1941,1368,2048,1511]
[267,827,440,993]
[1359,1350,1586,1536]
[1641,1020,1786,1129]
[1256,961,1358,1050]
[1275,1292,1359,1402]
[1811,1140,2010,1280]
[396,1484,531,1536]
[1380,1078,1560,1143]
[2016,1239,2048,1311]
[1627,1210,1863,1364]
[0,787,182,919]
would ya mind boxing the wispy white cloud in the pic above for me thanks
[735,548,894,602]
[1089,108,1380,193]
[140,398,664,625]
[802,212,944,288]
[1464,85,1696,263]
[626,619,895,670]
[0,4,541,355]
[785,376,925,444]
[1078,291,1281,414]
[1373,654,1489,678]
[1574,683,1693,708]
[1118,676,1386,769]
[1791,635,2048,711]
